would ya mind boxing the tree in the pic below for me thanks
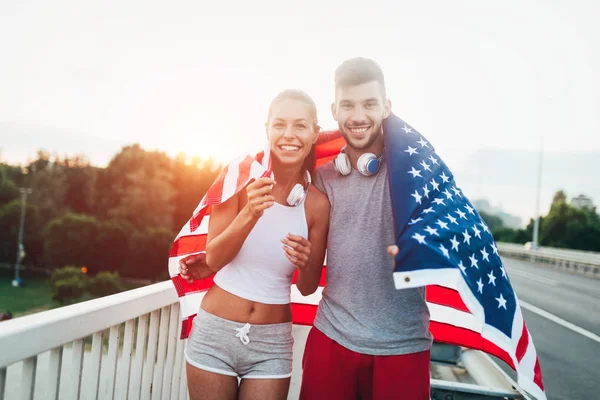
[95,145,176,230]
[88,271,123,297]
[125,228,175,280]
[479,211,504,232]
[0,166,20,206]
[49,266,89,304]
[43,213,99,269]
[88,220,134,274]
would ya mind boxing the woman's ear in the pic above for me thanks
[312,125,321,144]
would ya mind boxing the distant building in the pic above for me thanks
[472,199,523,229]
[571,194,594,209]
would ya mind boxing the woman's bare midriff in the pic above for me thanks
[200,284,292,324]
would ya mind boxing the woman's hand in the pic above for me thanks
[244,177,276,218]
[178,253,215,283]
[282,233,312,269]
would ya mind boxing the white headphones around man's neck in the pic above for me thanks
[286,169,312,206]
[334,147,384,177]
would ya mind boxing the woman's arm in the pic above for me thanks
[206,177,275,272]
[282,186,330,296]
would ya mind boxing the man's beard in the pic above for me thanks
[339,120,383,150]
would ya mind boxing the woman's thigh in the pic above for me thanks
[186,362,238,400]
[238,377,291,400]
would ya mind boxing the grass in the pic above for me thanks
[0,275,57,317]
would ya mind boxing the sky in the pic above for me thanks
[1,0,599,224]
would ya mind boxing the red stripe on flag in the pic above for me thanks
[171,275,214,297]
[181,314,195,339]
[429,321,514,368]
[516,322,529,362]
[291,303,319,325]
[205,164,229,205]
[291,267,327,286]
[190,206,208,232]
[426,285,470,313]
[534,357,544,390]
[236,156,253,192]
[170,234,208,257]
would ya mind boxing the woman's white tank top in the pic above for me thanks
[212,200,309,304]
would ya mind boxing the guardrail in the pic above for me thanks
[497,242,600,278]
[0,281,185,400]
[1,281,530,400]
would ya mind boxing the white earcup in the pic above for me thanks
[286,170,312,206]
[334,152,352,176]
[357,153,383,176]
[287,184,306,206]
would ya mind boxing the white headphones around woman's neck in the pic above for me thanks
[334,147,384,177]
[286,169,312,206]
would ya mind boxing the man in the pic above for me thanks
[298,58,432,400]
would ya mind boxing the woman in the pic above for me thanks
[182,90,330,400]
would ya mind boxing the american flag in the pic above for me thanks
[384,114,545,399]
[167,115,545,399]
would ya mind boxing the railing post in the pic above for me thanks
[20,356,37,400]
[47,347,63,400]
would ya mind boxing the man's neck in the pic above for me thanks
[346,134,385,169]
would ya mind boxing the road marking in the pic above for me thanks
[509,269,558,286]
[519,300,600,344]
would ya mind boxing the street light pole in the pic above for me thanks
[532,138,543,250]
[13,187,32,287]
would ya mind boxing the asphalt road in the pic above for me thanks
[493,258,600,400]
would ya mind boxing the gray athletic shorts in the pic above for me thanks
[185,308,294,379]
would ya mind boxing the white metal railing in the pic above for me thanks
[497,242,600,276]
[0,281,185,400]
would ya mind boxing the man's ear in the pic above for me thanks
[383,99,392,119]
[331,102,338,121]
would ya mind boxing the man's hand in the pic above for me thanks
[178,253,214,283]
[387,245,399,269]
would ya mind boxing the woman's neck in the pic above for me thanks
[270,160,304,202]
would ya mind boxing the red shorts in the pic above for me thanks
[299,327,430,400]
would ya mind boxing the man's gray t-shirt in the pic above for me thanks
[313,161,433,355]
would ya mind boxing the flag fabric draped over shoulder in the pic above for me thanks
[167,114,544,399]
[384,114,545,399]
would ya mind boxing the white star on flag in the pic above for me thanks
[402,125,413,134]
[450,236,460,251]
[473,225,482,239]
[432,198,445,206]
[463,229,472,244]
[424,226,439,236]
[421,207,435,214]
[488,271,497,286]
[428,155,439,165]
[477,278,484,294]
[443,189,453,200]
[423,185,430,198]
[420,160,431,171]
[412,233,427,244]
[405,146,418,156]
[456,209,467,220]
[469,253,479,268]
[430,179,440,191]
[440,171,450,183]
[408,167,422,178]
[496,294,507,309]
[480,247,490,262]
[409,217,423,225]
[446,214,458,225]
[435,220,449,230]
[439,244,450,258]
[458,260,466,274]
[417,137,429,148]
[465,204,475,215]
[411,190,423,204]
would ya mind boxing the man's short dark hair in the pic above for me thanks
[334,57,386,99]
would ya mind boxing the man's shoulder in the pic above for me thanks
[315,161,338,182]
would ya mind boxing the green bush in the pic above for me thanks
[88,271,123,297]
[50,266,89,304]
